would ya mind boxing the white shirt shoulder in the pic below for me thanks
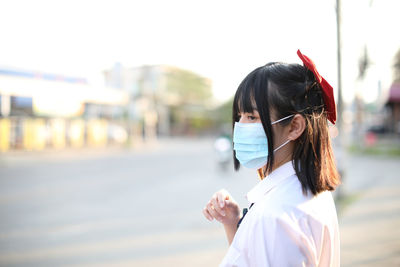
[220,162,340,267]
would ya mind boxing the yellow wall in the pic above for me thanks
[50,119,66,149]
[87,119,108,147]
[5,118,117,151]
[68,119,85,148]
[23,118,46,150]
[0,118,10,152]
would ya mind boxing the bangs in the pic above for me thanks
[232,65,270,121]
[233,81,257,117]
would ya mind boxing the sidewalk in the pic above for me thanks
[0,140,161,164]
[0,137,208,163]
[338,153,400,266]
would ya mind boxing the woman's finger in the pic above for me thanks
[216,192,228,208]
[202,206,213,221]
[211,197,226,217]
[207,202,224,222]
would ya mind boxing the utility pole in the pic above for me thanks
[336,0,343,131]
[335,0,346,196]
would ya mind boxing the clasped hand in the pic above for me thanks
[202,189,241,226]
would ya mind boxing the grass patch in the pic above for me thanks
[347,144,400,157]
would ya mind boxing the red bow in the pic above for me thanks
[297,49,336,124]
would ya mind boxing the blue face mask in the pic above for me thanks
[233,115,294,169]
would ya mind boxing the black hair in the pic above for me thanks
[232,62,340,195]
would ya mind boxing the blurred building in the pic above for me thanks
[0,67,128,151]
[0,63,215,152]
[104,64,213,137]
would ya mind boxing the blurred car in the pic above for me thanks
[366,125,387,135]
[214,136,232,171]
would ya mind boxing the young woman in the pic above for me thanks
[203,50,341,266]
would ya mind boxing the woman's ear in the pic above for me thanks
[287,114,306,141]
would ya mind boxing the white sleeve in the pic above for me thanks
[246,214,322,267]
[220,213,333,267]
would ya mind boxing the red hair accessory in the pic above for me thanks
[297,49,336,124]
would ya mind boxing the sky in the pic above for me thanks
[0,0,399,104]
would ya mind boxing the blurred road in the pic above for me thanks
[339,153,400,267]
[0,139,254,267]
[0,138,399,266]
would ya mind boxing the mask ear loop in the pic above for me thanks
[273,139,291,152]
[271,114,294,125]
[258,139,292,180]
[257,115,294,180]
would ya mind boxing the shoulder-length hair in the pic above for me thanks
[232,62,340,195]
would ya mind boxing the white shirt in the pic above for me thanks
[220,161,340,267]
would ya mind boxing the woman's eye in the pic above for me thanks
[248,116,256,120]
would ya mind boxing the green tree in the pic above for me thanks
[393,48,400,82]
[165,67,212,104]
[215,97,233,124]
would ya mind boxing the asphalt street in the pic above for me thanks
[0,139,254,266]
[0,138,399,266]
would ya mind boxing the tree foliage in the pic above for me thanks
[216,97,233,124]
[394,48,400,82]
[165,67,212,104]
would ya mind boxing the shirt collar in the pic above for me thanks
[246,161,296,204]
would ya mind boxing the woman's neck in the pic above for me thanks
[261,152,292,178]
